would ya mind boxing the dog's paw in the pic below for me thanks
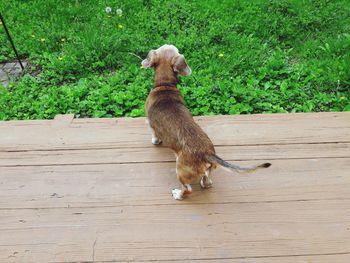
[200,177,213,189]
[172,189,183,200]
[151,137,162,145]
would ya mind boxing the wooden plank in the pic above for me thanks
[4,254,350,263]
[0,158,349,209]
[3,255,350,263]
[52,114,74,128]
[0,142,349,166]
[0,200,349,262]
[0,113,349,263]
[158,254,350,263]
[0,112,349,151]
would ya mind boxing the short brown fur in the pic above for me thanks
[142,45,270,200]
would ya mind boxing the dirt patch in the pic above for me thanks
[0,60,28,87]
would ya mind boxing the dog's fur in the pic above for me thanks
[142,44,271,200]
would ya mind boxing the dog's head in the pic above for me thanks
[141,44,192,76]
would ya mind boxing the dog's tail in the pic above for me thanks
[208,154,271,173]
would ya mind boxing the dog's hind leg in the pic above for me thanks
[146,118,162,145]
[200,168,213,189]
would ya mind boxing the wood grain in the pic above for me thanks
[1,200,350,262]
[0,113,349,263]
[0,158,349,209]
[0,142,349,167]
[154,254,350,263]
[0,112,349,151]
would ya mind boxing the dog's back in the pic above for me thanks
[146,86,215,160]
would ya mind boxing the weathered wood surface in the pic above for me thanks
[0,112,349,263]
[1,112,350,151]
[1,143,350,166]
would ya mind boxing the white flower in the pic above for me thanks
[105,7,112,13]
[116,8,122,15]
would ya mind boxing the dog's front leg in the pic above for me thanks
[145,118,162,145]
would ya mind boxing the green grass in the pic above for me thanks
[0,0,349,120]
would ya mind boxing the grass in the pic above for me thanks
[0,0,349,120]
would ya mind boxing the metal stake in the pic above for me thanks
[0,13,24,70]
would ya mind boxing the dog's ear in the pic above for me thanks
[141,50,157,68]
[172,54,192,76]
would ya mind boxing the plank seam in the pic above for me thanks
[2,140,350,152]
[1,197,349,211]
[48,251,350,263]
[1,156,350,168]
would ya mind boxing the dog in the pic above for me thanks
[142,44,271,200]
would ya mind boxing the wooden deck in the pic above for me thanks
[0,112,350,263]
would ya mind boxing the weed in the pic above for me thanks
[0,0,349,120]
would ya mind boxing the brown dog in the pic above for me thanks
[142,44,271,200]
